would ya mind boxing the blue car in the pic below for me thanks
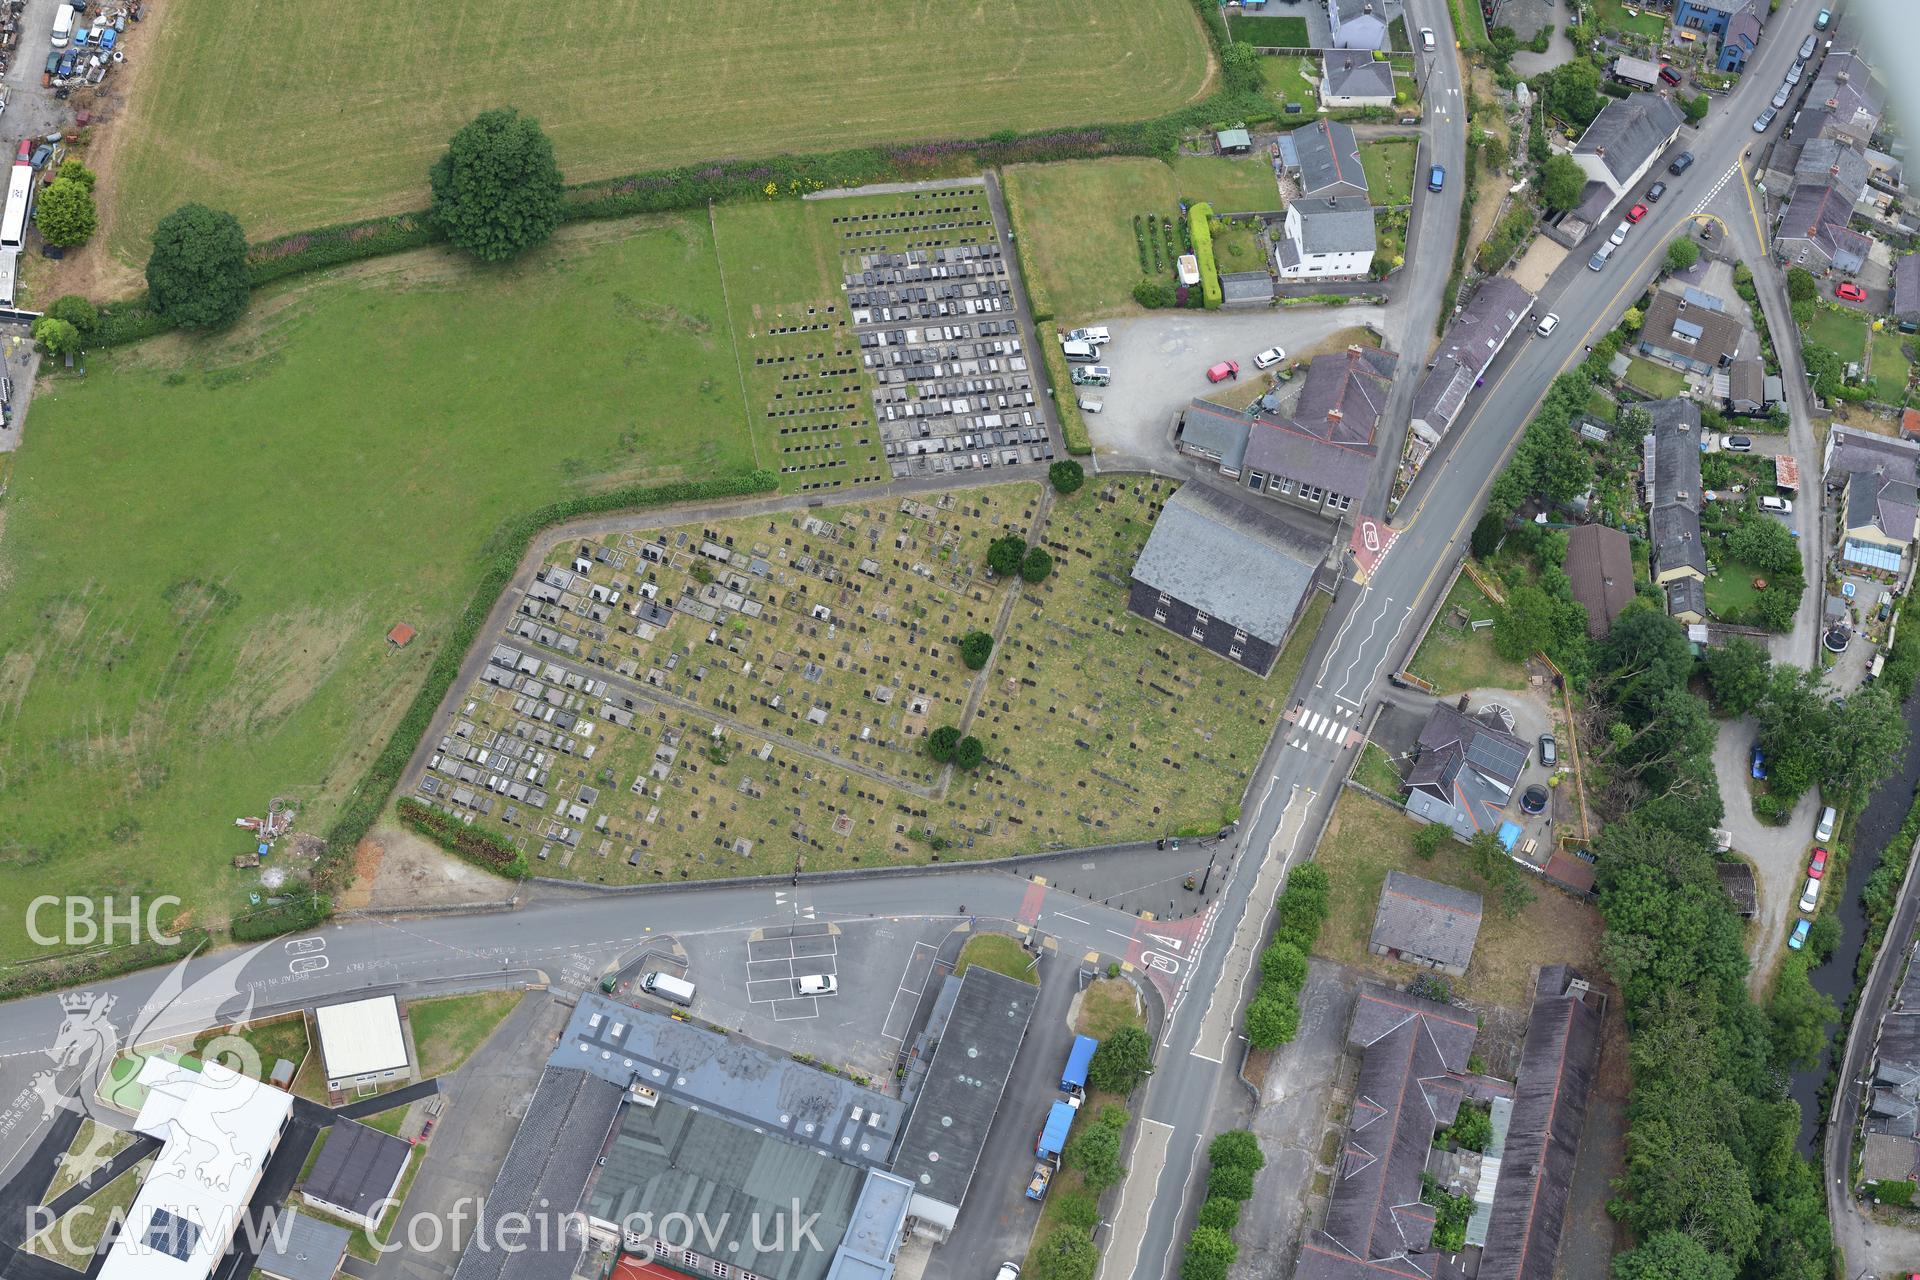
[1789,919,1811,950]
[1428,165,1446,192]
[1751,745,1767,780]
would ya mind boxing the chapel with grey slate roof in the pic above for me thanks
[1370,871,1483,976]
[1127,484,1323,676]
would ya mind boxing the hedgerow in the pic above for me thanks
[1187,203,1223,309]
[397,797,530,878]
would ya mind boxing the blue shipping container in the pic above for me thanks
[1061,1035,1099,1092]
[1037,1100,1077,1159]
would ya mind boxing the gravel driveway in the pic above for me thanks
[1713,712,1820,984]
[1077,305,1390,471]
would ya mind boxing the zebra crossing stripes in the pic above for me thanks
[1289,704,1356,751]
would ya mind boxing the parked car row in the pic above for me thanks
[1060,327,1111,413]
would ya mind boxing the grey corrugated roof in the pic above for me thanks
[1324,53,1395,99]
[304,1119,411,1221]
[1180,400,1252,472]
[1573,95,1685,184]
[1290,119,1368,197]
[1295,197,1378,253]
[1479,969,1603,1280]
[256,1210,351,1280]
[1128,484,1321,647]
[891,968,1035,1211]
[554,995,903,1166]
[587,1099,868,1280]
[1371,871,1483,969]
[451,1067,626,1280]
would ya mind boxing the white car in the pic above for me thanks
[1799,876,1820,914]
[1064,327,1110,346]
[1253,346,1286,370]
[1610,221,1631,246]
[1760,495,1794,514]
[1420,26,1436,49]
[798,974,837,996]
[1535,313,1560,337]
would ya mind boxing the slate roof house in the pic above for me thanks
[1565,96,1686,235]
[1296,985,1489,1280]
[303,1118,412,1230]
[1825,429,1920,576]
[1721,356,1769,416]
[1564,524,1634,638]
[1794,135,1871,206]
[1777,183,1871,275]
[1408,278,1535,474]
[1478,967,1605,1280]
[1370,871,1483,976]
[1894,253,1920,326]
[1290,119,1369,200]
[1643,398,1707,591]
[1329,0,1391,50]
[1127,484,1325,676]
[1674,0,1762,70]
[1404,703,1530,838]
[1322,53,1397,107]
[1805,51,1882,147]
[1240,345,1397,516]
[1278,196,1377,279]
[1638,285,1749,374]
[1174,401,1252,476]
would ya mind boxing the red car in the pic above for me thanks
[1836,282,1867,302]
[1809,847,1829,879]
[1626,203,1648,223]
[1206,360,1240,384]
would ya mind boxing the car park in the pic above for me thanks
[1627,203,1648,222]
[1669,151,1694,175]
[1772,84,1791,110]
[1809,847,1829,879]
[1836,281,1867,302]
[1206,360,1239,383]
[1760,495,1793,513]
[1799,876,1820,913]
[1254,346,1286,370]
[1428,164,1445,191]
[1754,106,1778,132]
[1610,221,1631,246]
[1539,734,1557,766]
[1722,434,1753,452]
[1588,243,1616,271]
[1789,919,1811,950]
[1535,313,1559,337]
[1646,181,1666,202]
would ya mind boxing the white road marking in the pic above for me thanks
[1691,162,1741,215]
[1053,912,1091,925]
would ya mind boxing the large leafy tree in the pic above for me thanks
[429,107,565,262]
[1766,954,1837,1072]
[35,171,96,247]
[1725,518,1799,575]
[1612,1231,1737,1280]
[1703,637,1771,716]
[1087,1025,1152,1095]
[1540,154,1587,209]
[146,203,250,329]
[1820,685,1908,808]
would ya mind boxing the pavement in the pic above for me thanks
[1076,305,1389,472]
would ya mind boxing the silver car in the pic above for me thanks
[1754,105,1778,132]
[1772,83,1791,109]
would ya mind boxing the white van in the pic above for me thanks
[642,972,696,1006]
[50,4,73,48]
[1060,340,1102,363]
[1816,806,1836,842]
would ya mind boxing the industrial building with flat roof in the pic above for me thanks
[313,993,411,1091]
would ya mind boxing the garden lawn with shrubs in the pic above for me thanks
[0,215,763,965]
[105,0,1214,261]
[1804,307,1869,364]
[1358,139,1417,207]
[1227,14,1309,45]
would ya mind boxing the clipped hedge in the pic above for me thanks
[309,470,778,906]
[1037,321,1093,455]
[91,296,171,347]
[397,797,530,878]
[248,212,441,289]
[1187,202,1223,309]
[231,895,333,942]
[0,928,213,1001]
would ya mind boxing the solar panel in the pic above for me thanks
[143,1208,201,1262]
[1466,733,1527,783]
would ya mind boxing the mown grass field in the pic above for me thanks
[1004,156,1280,322]
[0,216,759,963]
[107,0,1214,260]
[1360,139,1418,206]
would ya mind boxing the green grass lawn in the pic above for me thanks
[1587,390,1618,423]
[192,1014,308,1079]
[1353,741,1404,796]
[1408,576,1527,694]
[1229,14,1310,45]
[1626,357,1689,399]
[1871,325,1915,398]
[359,1105,411,1137]
[0,217,761,964]
[26,1160,151,1270]
[105,0,1213,260]
[1591,0,1669,39]
[1359,139,1418,206]
[1208,216,1269,274]
[410,991,522,1078]
[1075,978,1140,1039]
[1258,53,1323,112]
[1006,157,1279,322]
[43,1121,134,1201]
[1704,560,1766,618]
[956,932,1038,983]
[1805,306,1870,363]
